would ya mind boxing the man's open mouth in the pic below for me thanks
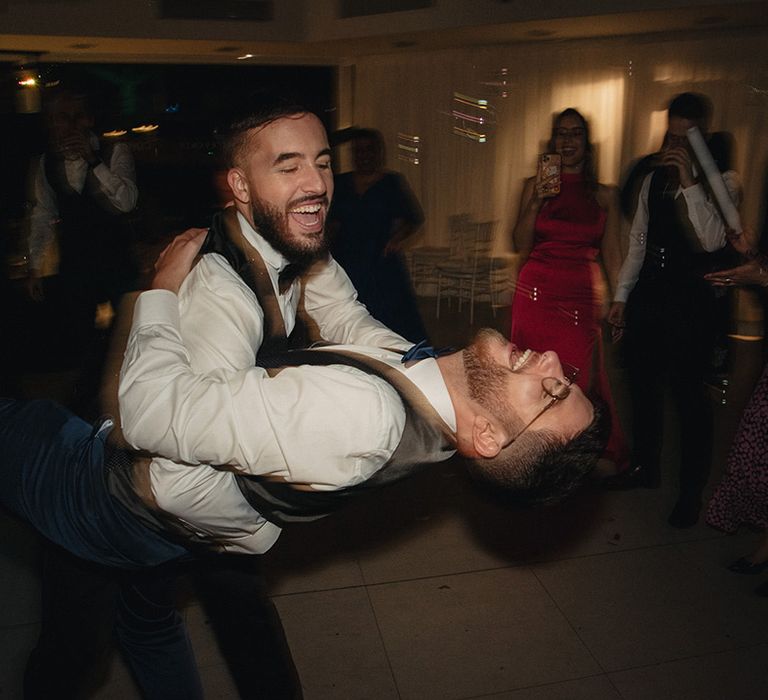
[511,348,532,371]
[288,202,324,230]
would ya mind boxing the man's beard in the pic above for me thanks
[251,197,329,266]
[463,329,521,434]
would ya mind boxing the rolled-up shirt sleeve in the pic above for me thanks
[613,169,740,303]
[93,142,139,213]
[301,255,412,349]
[28,157,58,272]
[681,169,740,252]
[614,175,651,303]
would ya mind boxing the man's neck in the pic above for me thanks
[436,352,474,440]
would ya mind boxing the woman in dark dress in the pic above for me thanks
[329,128,428,342]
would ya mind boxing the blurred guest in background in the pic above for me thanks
[705,235,768,596]
[26,85,138,409]
[329,127,428,342]
[606,93,740,528]
[20,84,142,700]
[510,108,626,474]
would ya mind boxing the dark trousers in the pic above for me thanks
[23,546,203,700]
[0,397,300,698]
[189,555,303,699]
[624,279,716,499]
[23,549,303,699]
[24,545,119,700]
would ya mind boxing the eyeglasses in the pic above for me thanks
[509,363,580,443]
[555,127,585,139]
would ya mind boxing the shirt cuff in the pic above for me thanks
[680,182,706,205]
[613,286,631,303]
[133,289,181,330]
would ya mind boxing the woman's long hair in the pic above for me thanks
[547,108,598,194]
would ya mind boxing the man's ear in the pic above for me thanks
[227,168,250,205]
[471,415,505,458]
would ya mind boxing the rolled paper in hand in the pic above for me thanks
[686,126,742,233]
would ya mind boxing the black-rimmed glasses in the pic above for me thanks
[509,363,580,443]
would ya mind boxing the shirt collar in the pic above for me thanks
[315,346,458,435]
[398,356,457,433]
[236,210,291,275]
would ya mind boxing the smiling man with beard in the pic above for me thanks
[10,95,414,700]
[111,97,414,698]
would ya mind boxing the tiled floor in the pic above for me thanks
[2,297,768,699]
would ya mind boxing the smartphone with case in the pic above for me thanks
[537,153,561,197]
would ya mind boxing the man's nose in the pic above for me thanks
[539,350,563,378]
[300,166,327,194]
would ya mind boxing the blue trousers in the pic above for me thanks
[0,397,187,568]
[0,398,202,699]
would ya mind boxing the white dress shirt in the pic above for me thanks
[614,170,740,303]
[119,212,419,554]
[28,135,138,273]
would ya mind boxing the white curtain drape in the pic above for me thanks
[349,29,768,255]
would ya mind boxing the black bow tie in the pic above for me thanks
[401,340,453,363]
[201,211,307,295]
[278,263,305,294]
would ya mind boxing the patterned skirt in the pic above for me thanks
[706,363,768,532]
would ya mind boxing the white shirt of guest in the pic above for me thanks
[119,211,416,554]
[120,289,454,554]
[28,134,138,273]
[613,170,741,303]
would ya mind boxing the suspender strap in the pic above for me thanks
[237,347,457,526]
[269,348,456,444]
[203,207,289,345]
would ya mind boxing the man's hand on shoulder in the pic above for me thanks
[151,228,208,294]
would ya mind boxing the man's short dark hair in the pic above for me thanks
[44,85,93,117]
[668,92,712,131]
[467,396,610,507]
[220,91,314,168]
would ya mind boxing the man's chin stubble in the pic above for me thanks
[251,203,328,265]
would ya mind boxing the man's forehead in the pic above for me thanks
[249,113,328,154]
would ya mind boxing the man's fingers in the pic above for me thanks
[155,229,207,267]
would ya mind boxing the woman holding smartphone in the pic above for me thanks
[510,108,627,472]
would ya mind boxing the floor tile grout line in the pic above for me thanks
[449,671,623,700]
[362,580,404,700]
[266,535,730,601]
[600,640,768,675]
[530,565,615,691]
[531,553,768,686]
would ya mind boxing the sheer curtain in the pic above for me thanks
[349,29,768,253]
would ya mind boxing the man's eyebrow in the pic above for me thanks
[273,152,301,166]
[272,147,332,166]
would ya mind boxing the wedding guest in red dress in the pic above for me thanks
[510,108,627,473]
